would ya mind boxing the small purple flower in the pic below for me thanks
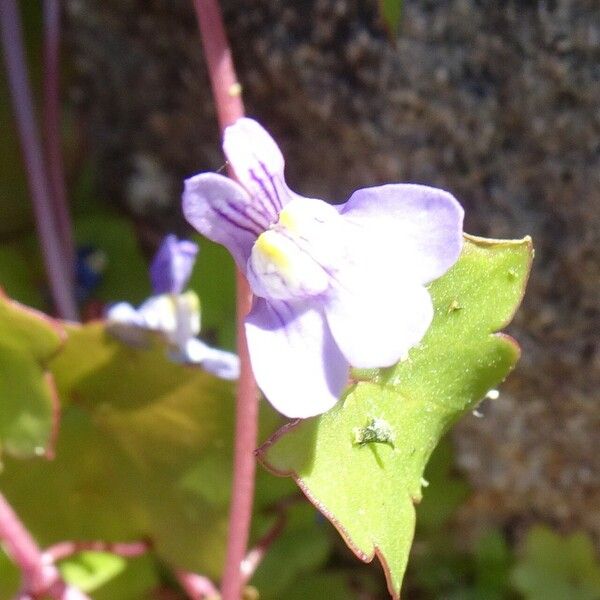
[150,234,199,295]
[107,235,239,380]
[183,118,464,417]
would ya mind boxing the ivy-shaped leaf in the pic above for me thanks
[512,526,600,600]
[0,321,290,580]
[0,292,65,460]
[258,235,533,598]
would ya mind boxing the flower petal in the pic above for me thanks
[183,172,265,269]
[245,298,348,418]
[223,118,294,222]
[175,338,240,380]
[325,275,433,369]
[150,235,199,295]
[339,184,464,285]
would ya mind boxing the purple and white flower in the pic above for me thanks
[183,118,464,417]
[107,235,239,380]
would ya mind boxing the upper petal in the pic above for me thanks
[223,118,294,221]
[183,172,265,269]
[325,275,433,369]
[245,298,349,418]
[150,234,199,295]
[339,184,464,285]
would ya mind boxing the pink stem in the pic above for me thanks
[0,492,90,600]
[175,571,220,600]
[43,0,76,271]
[0,0,78,320]
[44,539,151,562]
[191,2,260,600]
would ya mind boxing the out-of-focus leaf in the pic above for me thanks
[0,548,20,599]
[416,437,470,532]
[59,551,126,593]
[251,502,333,599]
[0,293,64,459]
[281,571,360,600]
[259,235,533,598]
[473,530,512,598]
[0,321,286,580]
[74,213,150,304]
[188,236,236,350]
[512,526,600,600]
[378,0,402,36]
[0,245,44,309]
[91,554,160,600]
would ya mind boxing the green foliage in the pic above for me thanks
[512,526,600,600]
[0,294,64,460]
[251,503,333,599]
[259,235,533,598]
[0,245,44,309]
[0,321,288,582]
[188,236,236,350]
[0,549,19,599]
[378,0,402,35]
[416,437,470,532]
[74,213,150,304]
[59,552,127,593]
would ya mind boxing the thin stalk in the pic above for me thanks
[43,0,76,270]
[175,571,220,599]
[190,1,259,599]
[0,492,90,599]
[0,0,78,320]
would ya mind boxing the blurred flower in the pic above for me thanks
[106,235,239,380]
[183,118,463,417]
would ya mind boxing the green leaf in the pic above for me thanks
[0,245,45,309]
[378,0,402,36]
[258,235,533,598]
[188,236,236,350]
[0,548,20,599]
[251,503,333,599]
[0,321,286,580]
[512,526,600,600]
[90,554,160,600]
[0,293,64,459]
[59,551,127,593]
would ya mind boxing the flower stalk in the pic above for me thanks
[0,492,90,600]
[0,0,78,320]
[43,0,76,271]
[190,1,259,599]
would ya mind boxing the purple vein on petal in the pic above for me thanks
[213,205,263,237]
[249,168,279,219]
[225,198,267,232]
[259,160,285,211]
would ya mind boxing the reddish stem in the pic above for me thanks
[43,0,76,271]
[0,492,90,599]
[240,512,287,583]
[44,539,151,563]
[191,2,259,599]
[0,0,78,320]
